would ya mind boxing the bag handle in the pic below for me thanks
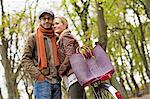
[76,46,86,60]
[76,46,95,59]
[82,46,95,59]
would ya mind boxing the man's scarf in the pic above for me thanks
[36,25,59,70]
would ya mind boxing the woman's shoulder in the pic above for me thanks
[62,30,75,40]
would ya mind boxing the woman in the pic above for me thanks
[53,17,87,99]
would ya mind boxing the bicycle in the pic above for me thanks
[69,44,123,99]
[90,79,122,99]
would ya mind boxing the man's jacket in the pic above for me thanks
[21,33,60,83]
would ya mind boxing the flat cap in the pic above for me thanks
[38,8,54,19]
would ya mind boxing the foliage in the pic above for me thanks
[61,0,150,97]
[0,0,149,98]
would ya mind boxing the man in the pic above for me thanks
[21,8,61,99]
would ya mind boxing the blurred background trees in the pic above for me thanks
[0,0,149,99]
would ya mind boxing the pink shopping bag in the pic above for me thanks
[69,44,114,86]
[87,44,114,81]
[69,53,95,86]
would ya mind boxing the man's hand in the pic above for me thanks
[41,67,50,76]
[37,74,45,81]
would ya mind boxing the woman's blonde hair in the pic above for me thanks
[55,17,68,29]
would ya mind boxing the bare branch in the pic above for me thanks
[64,0,81,37]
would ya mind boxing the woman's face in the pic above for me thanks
[53,18,66,34]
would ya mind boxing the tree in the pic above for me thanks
[0,0,20,98]
[0,88,3,99]
[95,0,107,50]
[0,0,38,98]
[145,0,150,19]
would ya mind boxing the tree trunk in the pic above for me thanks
[120,78,128,98]
[145,0,150,19]
[131,30,148,91]
[0,40,19,99]
[25,84,33,99]
[125,73,134,96]
[120,34,140,96]
[133,8,150,79]
[130,74,140,96]
[96,1,107,51]
[28,91,33,99]
[141,72,149,94]
[0,0,19,98]
[95,1,127,98]
[0,88,3,99]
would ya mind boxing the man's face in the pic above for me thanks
[40,13,53,29]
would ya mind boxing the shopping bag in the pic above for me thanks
[69,48,94,86]
[69,44,114,86]
[87,44,114,81]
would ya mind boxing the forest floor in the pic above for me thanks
[130,94,150,99]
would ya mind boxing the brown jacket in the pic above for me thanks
[21,33,60,83]
[57,30,79,76]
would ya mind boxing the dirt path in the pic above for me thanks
[130,94,150,99]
